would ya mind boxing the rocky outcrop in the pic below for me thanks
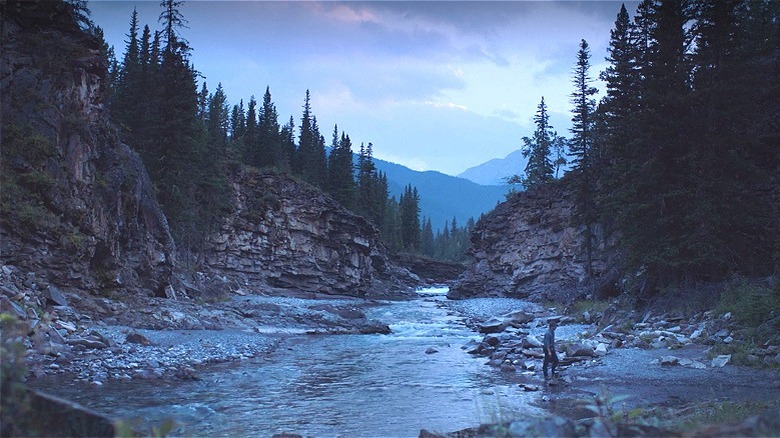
[449,181,608,300]
[0,2,175,296]
[204,168,414,296]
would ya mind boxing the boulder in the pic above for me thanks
[0,296,26,319]
[523,334,543,348]
[44,286,68,307]
[566,343,597,357]
[711,354,731,367]
[479,317,508,334]
[125,332,153,345]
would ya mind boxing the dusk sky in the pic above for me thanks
[88,1,638,177]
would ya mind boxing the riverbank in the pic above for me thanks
[434,295,780,437]
[1,264,398,385]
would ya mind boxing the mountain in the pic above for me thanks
[457,149,528,186]
[372,158,510,232]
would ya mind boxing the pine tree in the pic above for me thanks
[569,39,599,276]
[206,83,230,154]
[399,185,421,251]
[521,97,556,188]
[257,86,281,168]
[326,127,356,209]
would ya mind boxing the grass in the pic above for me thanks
[666,399,780,434]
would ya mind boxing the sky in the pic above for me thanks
[88,1,637,177]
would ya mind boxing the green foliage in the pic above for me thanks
[670,400,780,434]
[578,386,646,437]
[1,314,32,437]
[717,281,780,328]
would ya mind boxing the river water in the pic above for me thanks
[33,287,547,437]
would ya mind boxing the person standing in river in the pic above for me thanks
[543,319,559,381]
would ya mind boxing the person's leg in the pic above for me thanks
[543,352,550,380]
[551,352,559,377]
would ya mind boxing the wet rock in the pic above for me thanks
[519,383,540,392]
[500,362,516,373]
[425,347,438,354]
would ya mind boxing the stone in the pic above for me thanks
[483,335,501,346]
[66,338,107,349]
[660,356,680,366]
[126,332,153,345]
[425,347,438,354]
[711,354,731,367]
[567,344,597,357]
[479,317,508,334]
[594,343,608,356]
[0,296,26,319]
[520,384,540,392]
[44,286,69,307]
[505,310,535,325]
[523,334,543,348]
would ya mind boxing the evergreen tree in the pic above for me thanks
[399,185,421,251]
[569,39,599,276]
[206,83,230,154]
[327,127,356,209]
[244,95,258,164]
[257,86,281,168]
[521,97,556,188]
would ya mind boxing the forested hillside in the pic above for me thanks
[102,1,475,263]
[505,1,779,292]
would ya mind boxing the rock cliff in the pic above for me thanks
[449,181,609,300]
[203,168,414,296]
[1,2,175,296]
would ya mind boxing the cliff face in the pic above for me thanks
[1,3,175,296]
[204,168,414,296]
[449,182,609,300]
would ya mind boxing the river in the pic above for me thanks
[31,287,547,437]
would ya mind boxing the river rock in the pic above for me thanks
[566,343,597,357]
[711,354,731,367]
[479,317,508,334]
[0,296,26,319]
[66,338,107,349]
[425,347,438,354]
[45,286,69,307]
[126,332,153,345]
[523,334,543,348]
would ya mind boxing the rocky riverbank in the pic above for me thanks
[430,296,780,437]
[1,264,399,386]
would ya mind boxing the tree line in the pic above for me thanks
[102,1,471,262]
[519,0,779,290]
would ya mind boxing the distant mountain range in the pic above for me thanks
[457,149,528,186]
[372,157,511,232]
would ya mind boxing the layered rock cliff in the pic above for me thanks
[203,168,415,296]
[1,2,175,296]
[448,181,609,301]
